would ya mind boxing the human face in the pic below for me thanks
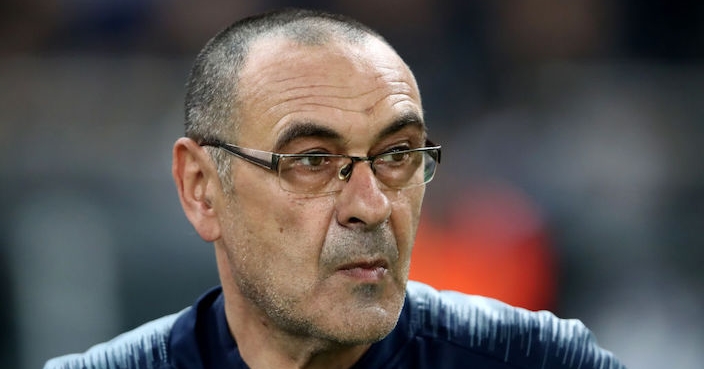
[215,35,426,345]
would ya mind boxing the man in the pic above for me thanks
[45,8,625,369]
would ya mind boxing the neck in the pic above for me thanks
[215,248,371,369]
[233,320,370,369]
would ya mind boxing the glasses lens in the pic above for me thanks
[277,155,349,194]
[423,150,439,183]
[374,149,438,189]
[276,148,439,194]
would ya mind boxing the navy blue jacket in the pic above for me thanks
[44,281,625,368]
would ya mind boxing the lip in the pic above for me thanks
[336,259,389,281]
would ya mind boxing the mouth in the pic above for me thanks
[336,258,390,282]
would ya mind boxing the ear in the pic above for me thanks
[172,137,222,242]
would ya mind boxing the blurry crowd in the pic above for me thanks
[1,1,702,369]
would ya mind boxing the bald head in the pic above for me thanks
[184,9,393,142]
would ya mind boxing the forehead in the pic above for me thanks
[234,35,423,148]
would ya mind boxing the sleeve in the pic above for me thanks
[406,281,627,369]
[43,309,186,369]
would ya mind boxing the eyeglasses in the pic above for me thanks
[199,139,441,194]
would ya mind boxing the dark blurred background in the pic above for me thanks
[1,1,702,368]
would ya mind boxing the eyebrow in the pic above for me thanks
[273,112,426,152]
[374,112,426,141]
[274,122,342,152]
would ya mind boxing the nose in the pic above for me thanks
[334,161,392,230]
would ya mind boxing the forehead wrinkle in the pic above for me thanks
[274,67,396,96]
[365,85,418,116]
[260,81,403,119]
[242,46,417,117]
[365,69,418,112]
[246,67,383,115]
[272,103,370,118]
[275,82,380,102]
[251,55,412,98]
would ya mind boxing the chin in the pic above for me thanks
[329,313,399,346]
[326,290,405,345]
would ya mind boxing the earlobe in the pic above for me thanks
[172,137,222,242]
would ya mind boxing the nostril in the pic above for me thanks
[348,217,363,224]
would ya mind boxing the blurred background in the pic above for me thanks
[1,1,702,368]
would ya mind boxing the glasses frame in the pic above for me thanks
[199,138,441,193]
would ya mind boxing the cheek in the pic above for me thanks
[391,188,425,253]
[394,187,425,252]
[222,194,333,288]
[267,196,336,266]
[274,196,334,233]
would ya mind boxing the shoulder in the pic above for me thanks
[404,281,626,369]
[43,308,188,369]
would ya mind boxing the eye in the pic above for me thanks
[388,151,409,162]
[299,155,326,167]
[377,146,411,163]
